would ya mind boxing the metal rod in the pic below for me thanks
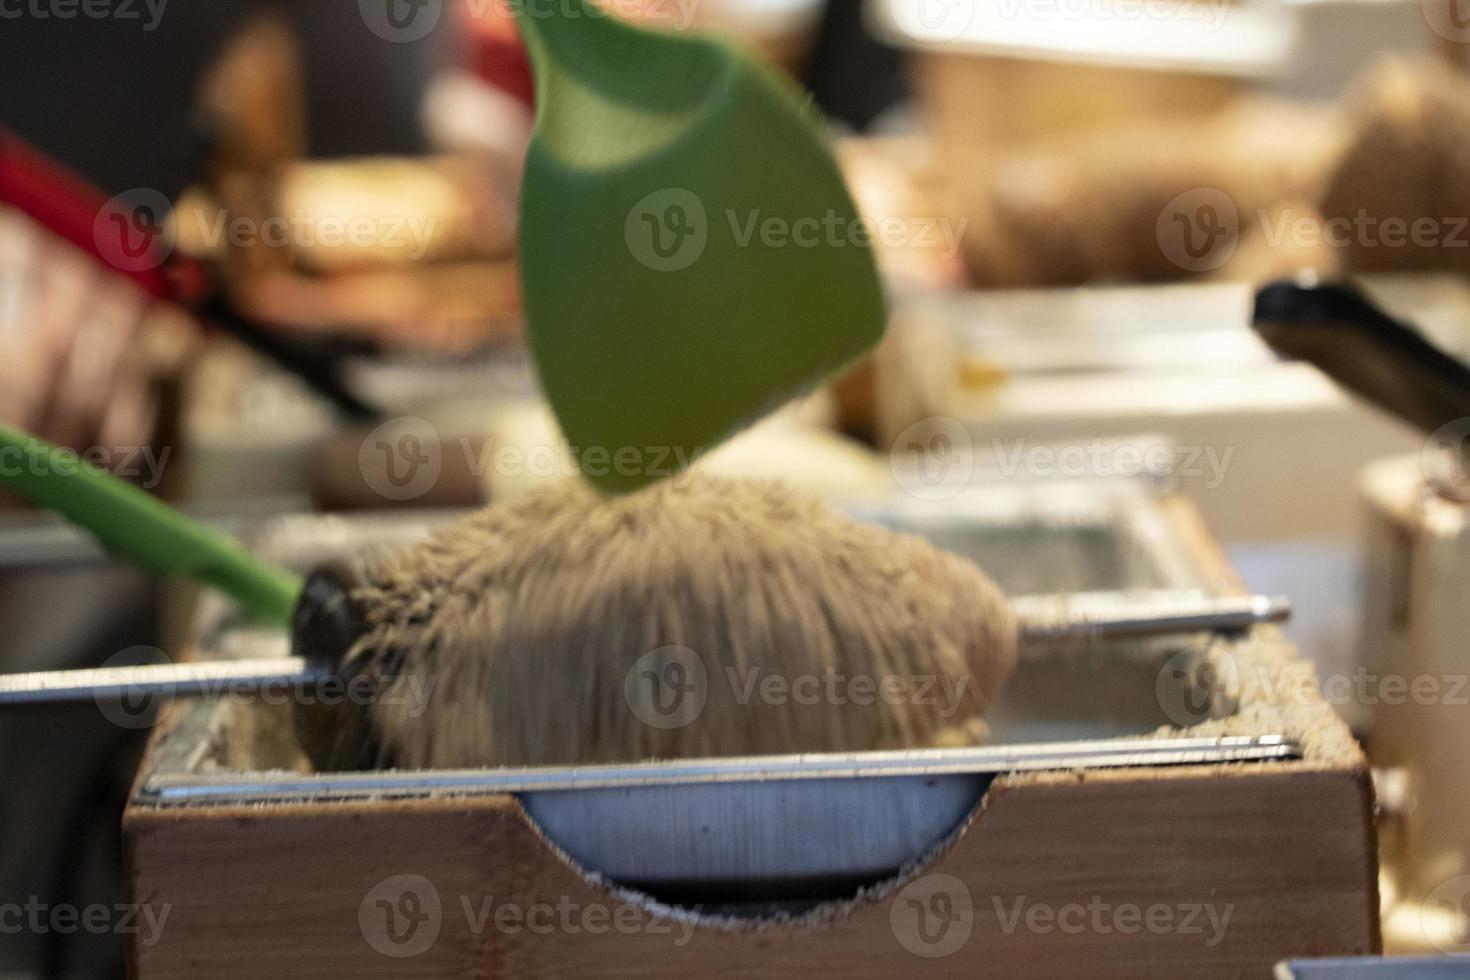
[138,735,1300,804]
[1012,592,1289,642]
[0,593,1289,706]
[0,658,329,704]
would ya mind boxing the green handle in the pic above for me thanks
[0,425,302,624]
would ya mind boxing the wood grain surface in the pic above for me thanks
[126,495,1379,976]
[126,762,1376,977]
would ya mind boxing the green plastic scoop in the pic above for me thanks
[515,0,886,494]
[0,425,301,624]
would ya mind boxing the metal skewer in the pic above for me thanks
[0,656,333,704]
[135,735,1302,885]
[0,592,1288,705]
[139,734,1301,804]
[1009,592,1288,641]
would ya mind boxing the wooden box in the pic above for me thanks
[124,490,1378,977]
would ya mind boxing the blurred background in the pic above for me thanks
[4,0,1470,974]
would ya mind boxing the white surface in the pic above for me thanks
[868,0,1298,77]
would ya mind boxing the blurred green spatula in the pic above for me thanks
[515,0,886,494]
[0,424,301,625]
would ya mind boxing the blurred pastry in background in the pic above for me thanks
[945,56,1470,288]
[1319,57,1470,274]
[179,11,525,355]
[191,152,523,354]
[270,155,515,273]
[957,98,1345,286]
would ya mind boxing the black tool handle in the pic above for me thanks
[1253,279,1470,434]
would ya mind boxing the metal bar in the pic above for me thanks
[1013,592,1289,641]
[0,657,325,703]
[0,594,1290,705]
[138,735,1299,805]
[1277,958,1470,979]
